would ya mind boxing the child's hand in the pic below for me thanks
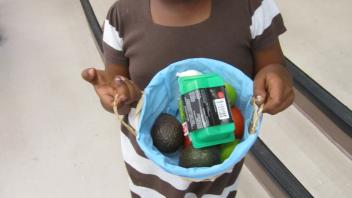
[253,64,294,115]
[112,75,142,115]
[81,68,142,115]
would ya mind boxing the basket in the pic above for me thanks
[114,58,263,181]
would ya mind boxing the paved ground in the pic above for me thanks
[278,0,352,110]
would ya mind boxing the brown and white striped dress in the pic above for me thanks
[102,0,286,197]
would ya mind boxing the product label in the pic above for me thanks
[181,86,232,132]
[214,98,230,120]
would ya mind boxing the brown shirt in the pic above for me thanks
[102,1,286,197]
[102,0,286,89]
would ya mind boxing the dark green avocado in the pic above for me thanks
[151,113,184,153]
[179,145,221,168]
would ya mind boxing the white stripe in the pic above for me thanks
[184,178,240,198]
[128,177,166,198]
[250,0,280,39]
[120,132,192,191]
[128,108,138,129]
[103,19,123,51]
[203,178,240,198]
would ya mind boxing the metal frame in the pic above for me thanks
[285,58,352,136]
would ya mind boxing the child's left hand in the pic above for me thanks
[253,64,295,115]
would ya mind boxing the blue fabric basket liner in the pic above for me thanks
[136,58,262,180]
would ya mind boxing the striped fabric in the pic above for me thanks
[103,0,286,196]
[103,19,123,51]
[120,116,244,198]
[250,0,280,39]
[101,0,283,50]
[249,0,286,49]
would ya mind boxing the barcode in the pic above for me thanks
[214,98,230,120]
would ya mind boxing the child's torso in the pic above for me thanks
[118,0,254,89]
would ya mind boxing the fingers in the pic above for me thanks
[112,75,142,104]
[262,76,285,114]
[96,85,134,114]
[81,68,97,84]
[253,72,267,106]
[82,68,117,113]
[124,80,142,104]
[81,68,108,86]
[95,85,115,113]
[275,90,295,113]
[254,65,295,115]
[264,90,294,114]
[81,68,138,114]
[111,75,142,115]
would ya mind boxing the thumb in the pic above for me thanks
[253,74,267,105]
[81,68,98,85]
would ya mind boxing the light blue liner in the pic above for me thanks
[136,58,262,180]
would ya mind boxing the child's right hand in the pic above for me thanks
[81,68,142,115]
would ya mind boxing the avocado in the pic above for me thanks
[151,113,184,153]
[179,145,221,168]
[220,140,239,162]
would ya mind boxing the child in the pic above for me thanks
[82,0,294,197]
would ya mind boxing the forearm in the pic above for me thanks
[253,39,285,74]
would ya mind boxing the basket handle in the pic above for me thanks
[249,96,264,134]
[113,94,144,136]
